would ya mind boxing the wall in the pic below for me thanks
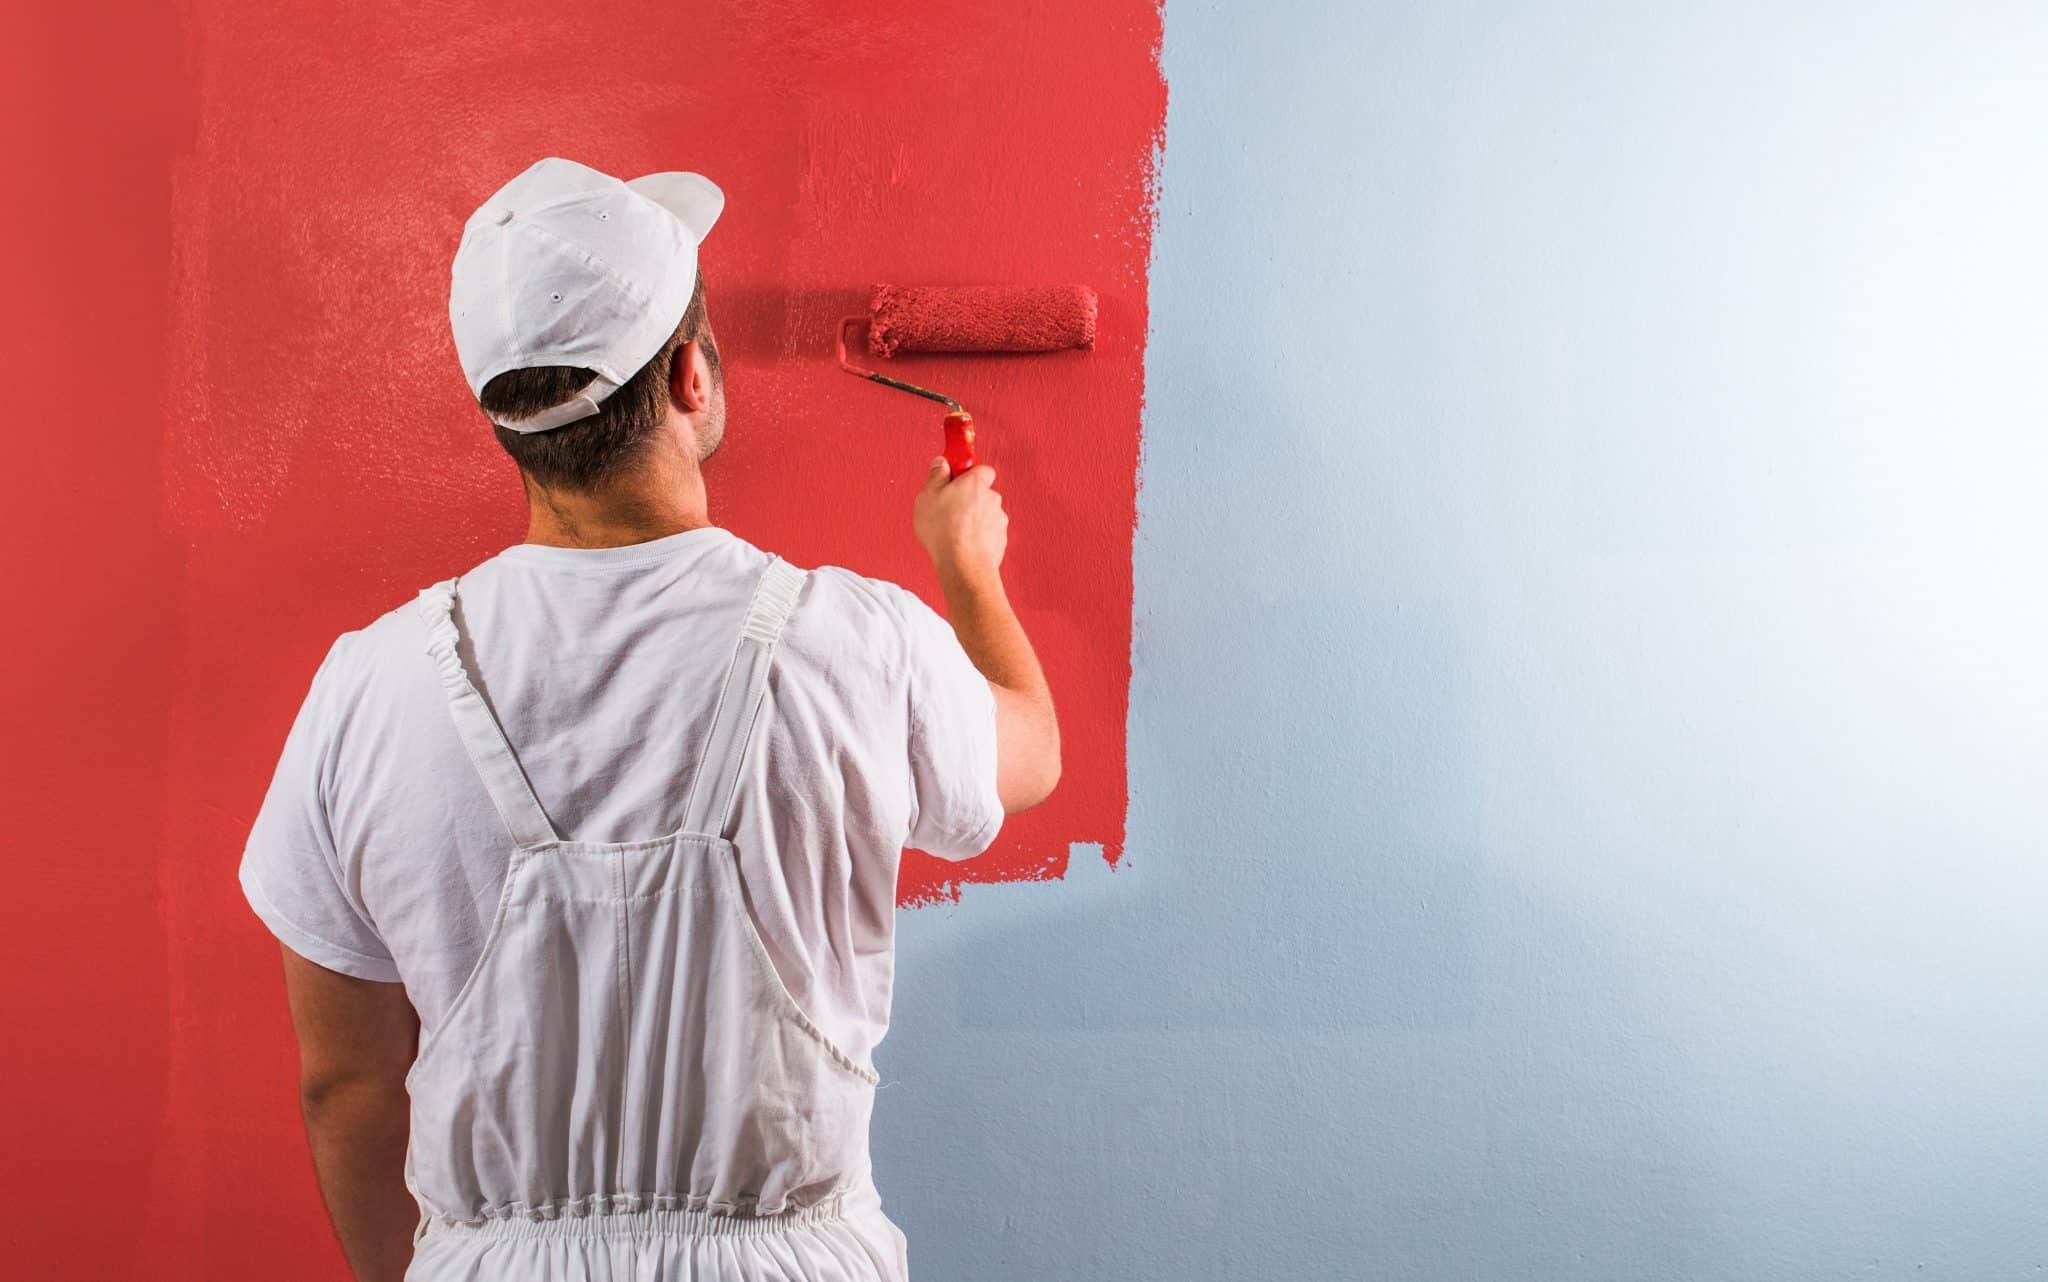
[879,2,2048,1280]
[7,0,2048,1279]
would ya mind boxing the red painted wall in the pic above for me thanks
[0,2,1162,1276]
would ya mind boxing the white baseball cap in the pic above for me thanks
[450,157,723,433]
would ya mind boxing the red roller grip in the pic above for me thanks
[944,412,977,478]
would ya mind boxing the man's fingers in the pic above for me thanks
[921,458,997,492]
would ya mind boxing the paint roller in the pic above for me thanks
[836,284,1098,476]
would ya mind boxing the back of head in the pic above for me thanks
[479,274,719,492]
[449,157,727,494]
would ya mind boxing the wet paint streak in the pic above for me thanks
[3,0,1161,1275]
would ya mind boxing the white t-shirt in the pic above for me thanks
[239,525,1003,1066]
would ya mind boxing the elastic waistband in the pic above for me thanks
[425,1181,876,1242]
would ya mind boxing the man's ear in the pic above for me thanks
[670,339,710,413]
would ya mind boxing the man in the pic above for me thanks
[239,156,1060,1282]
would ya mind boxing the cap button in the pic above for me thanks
[493,207,515,225]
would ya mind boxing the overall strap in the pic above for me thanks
[679,557,808,838]
[416,580,560,848]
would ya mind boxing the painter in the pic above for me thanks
[236,156,1065,1282]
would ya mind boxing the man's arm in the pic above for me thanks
[913,457,1062,812]
[279,945,421,1282]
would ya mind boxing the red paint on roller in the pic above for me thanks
[869,284,1099,355]
[839,285,1096,478]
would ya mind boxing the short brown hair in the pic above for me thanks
[481,273,717,491]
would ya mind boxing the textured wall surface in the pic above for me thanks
[8,1,2048,1279]
[879,2,2048,1280]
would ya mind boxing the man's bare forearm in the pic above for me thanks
[936,563,1061,809]
[936,563,1048,698]
[912,458,1061,811]
[301,1078,417,1282]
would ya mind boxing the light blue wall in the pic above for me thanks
[874,3,2048,1278]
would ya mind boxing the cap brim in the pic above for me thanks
[626,171,723,245]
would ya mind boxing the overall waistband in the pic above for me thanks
[423,1180,877,1243]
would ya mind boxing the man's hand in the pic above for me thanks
[280,945,420,1282]
[914,458,1008,593]
[911,457,1060,813]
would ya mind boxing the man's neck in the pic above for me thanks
[521,456,711,549]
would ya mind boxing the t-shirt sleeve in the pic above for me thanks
[891,585,1006,861]
[238,635,402,982]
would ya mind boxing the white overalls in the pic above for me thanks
[402,558,907,1282]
